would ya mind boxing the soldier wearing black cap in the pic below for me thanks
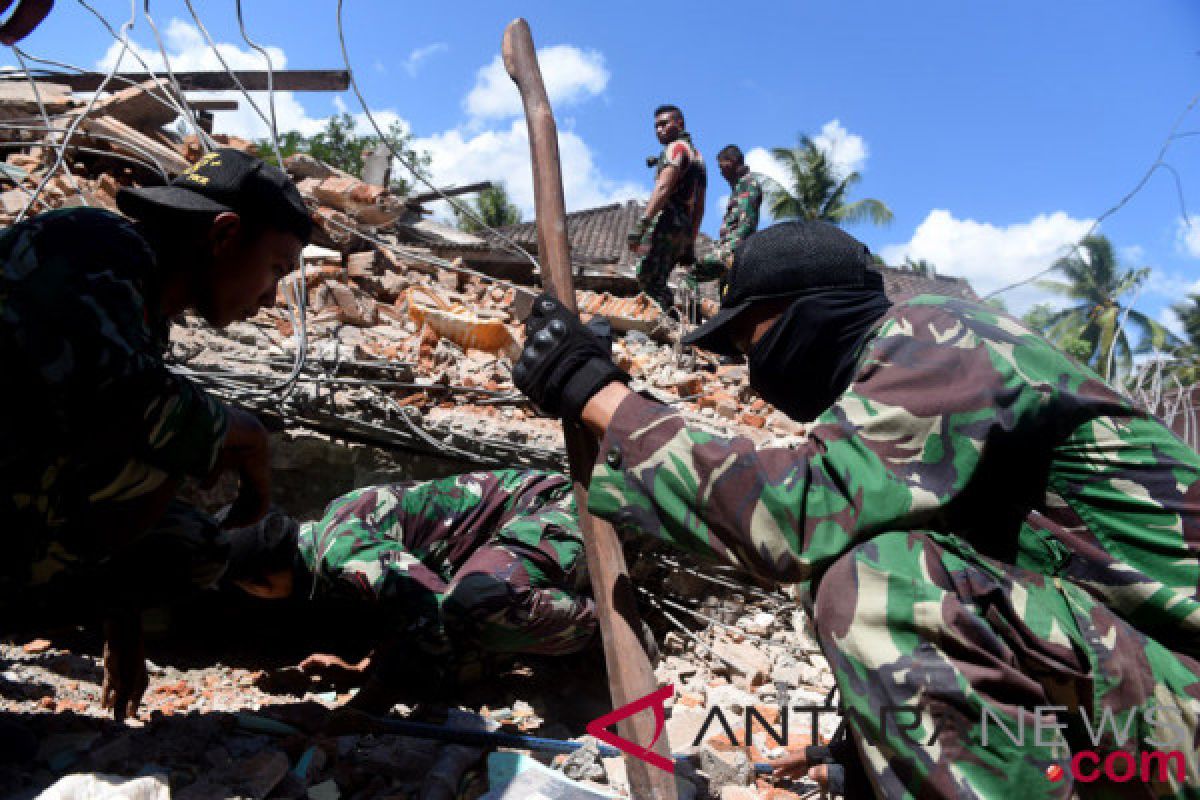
[512,220,1200,798]
[0,148,312,727]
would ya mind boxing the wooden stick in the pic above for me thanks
[502,18,677,800]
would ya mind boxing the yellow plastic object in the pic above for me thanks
[406,287,518,357]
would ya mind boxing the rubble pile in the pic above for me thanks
[1,567,840,799]
[0,77,836,799]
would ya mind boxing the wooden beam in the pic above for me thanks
[406,180,495,205]
[503,18,678,800]
[188,100,239,112]
[28,70,349,93]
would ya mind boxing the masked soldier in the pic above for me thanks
[512,220,1200,799]
[223,469,599,713]
[693,144,762,286]
[628,104,706,311]
[0,149,311,731]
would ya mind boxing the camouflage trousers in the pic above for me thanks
[814,530,1200,799]
[375,495,597,685]
[634,224,693,311]
[693,242,733,284]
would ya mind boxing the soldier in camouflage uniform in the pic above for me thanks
[0,149,311,723]
[512,220,1200,799]
[224,469,597,712]
[628,104,707,311]
[693,145,762,285]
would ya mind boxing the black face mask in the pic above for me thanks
[747,288,892,422]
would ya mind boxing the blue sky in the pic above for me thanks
[17,0,1200,337]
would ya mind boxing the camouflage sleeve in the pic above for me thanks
[729,177,762,249]
[3,210,228,479]
[302,487,448,622]
[587,298,1059,587]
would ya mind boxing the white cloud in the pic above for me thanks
[464,45,608,120]
[880,210,1094,313]
[415,119,645,218]
[94,19,330,139]
[1177,216,1200,258]
[744,146,789,191]
[743,119,870,214]
[404,43,448,77]
[91,26,640,223]
[811,119,868,176]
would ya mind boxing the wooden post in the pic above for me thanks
[502,18,677,800]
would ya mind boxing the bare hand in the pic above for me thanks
[101,612,148,723]
[211,406,271,529]
[299,652,369,679]
[770,750,812,781]
[0,0,53,46]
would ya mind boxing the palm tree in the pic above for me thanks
[1036,234,1176,380]
[1167,294,1200,383]
[762,135,893,226]
[455,183,522,232]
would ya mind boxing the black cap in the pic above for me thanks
[117,148,313,242]
[683,219,879,357]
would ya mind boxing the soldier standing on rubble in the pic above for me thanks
[221,469,603,713]
[628,104,706,312]
[0,148,311,731]
[512,220,1200,799]
[692,145,762,287]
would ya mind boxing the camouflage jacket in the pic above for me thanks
[654,133,707,234]
[589,295,1200,654]
[717,171,762,254]
[296,470,575,614]
[0,209,228,565]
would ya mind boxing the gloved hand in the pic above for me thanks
[513,294,629,423]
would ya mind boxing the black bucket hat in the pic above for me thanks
[117,147,313,242]
[683,219,880,357]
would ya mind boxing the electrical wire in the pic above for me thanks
[985,88,1200,300]
[333,0,542,272]
[13,1,138,223]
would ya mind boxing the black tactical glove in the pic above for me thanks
[513,293,629,422]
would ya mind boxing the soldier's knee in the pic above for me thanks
[443,571,518,627]
[813,531,922,645]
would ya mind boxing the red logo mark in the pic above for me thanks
[1046,765,1064,782]
[586,684,675,773]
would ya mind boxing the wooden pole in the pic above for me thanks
[502,18,677,800]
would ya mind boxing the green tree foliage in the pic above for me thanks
[1035,234,1177,380]
[1167,293,1200,383]
[453,183,522,232]
[257,113,431,195]
[1023,303,1091,362]
[762,135,893,226]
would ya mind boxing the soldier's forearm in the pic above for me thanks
[643,165,681,221]
[581,381,631,438]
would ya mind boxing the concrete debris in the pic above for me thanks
[0,75,837,800]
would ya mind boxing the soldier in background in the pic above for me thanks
[0,149,311,732]
[692,144,762,286]
[512,220,1200,799]
[223,469,599,713]
[628,104,706,311]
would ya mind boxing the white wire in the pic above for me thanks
[141,0,210,153]
[334,0,542,272]
[11,47,89,207]
[76,0,213,149]
[12,2,139,223]
[234,0,282,167]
